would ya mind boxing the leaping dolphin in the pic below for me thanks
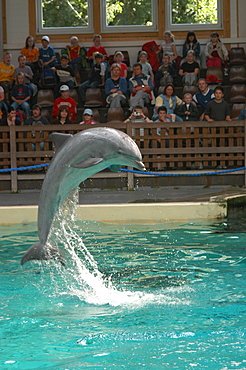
[21,127,145,265]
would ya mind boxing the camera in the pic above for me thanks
[134,112,141,117]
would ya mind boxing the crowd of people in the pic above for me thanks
[0,30,244,131]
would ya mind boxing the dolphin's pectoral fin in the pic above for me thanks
[21,242,65,266]
[49,133,73,152]
[70,157,104,168]
[109,165,121,172]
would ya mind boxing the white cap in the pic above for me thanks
[42,36,50,43]
[60,85,69,91]
[83,108,93,116]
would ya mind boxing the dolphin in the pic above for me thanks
[21,127,145,265]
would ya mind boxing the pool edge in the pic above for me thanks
[0,202,227,225]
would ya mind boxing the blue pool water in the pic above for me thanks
[0,217,246,369]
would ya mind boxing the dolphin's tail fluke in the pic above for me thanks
[21,242,65,266]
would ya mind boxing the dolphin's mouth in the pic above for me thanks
[128,159,146,171]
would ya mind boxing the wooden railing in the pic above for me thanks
[0,121,246,192]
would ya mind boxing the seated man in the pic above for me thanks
[193,78,214,120]
[24,104,49,151]
[105,63,127,108]
[0,52,15,101]
[52,85,77,123]
[129,62,155,111]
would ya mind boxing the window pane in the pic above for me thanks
[171,0,218,25]
[106,0,153,26]
[41,0,89,28]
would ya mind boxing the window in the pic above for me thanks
[166,0,223,31]
[100,0,158,33]
[36,0,93,34]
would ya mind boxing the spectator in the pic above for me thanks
[155,54,177,87]
[238,107,246,120]
[1,107,20,126]
[61,36,87,83]
[51,54,76,98]
[124,105,152,148]
[20,36,40,74]
[138,51,154,81]
[179,50,200,86]
[204,32,229,68]
[86,34,108,64]
[53,105,74,125]
[0,85,8,118]
[153,83,183,121]
[52,85,77,123]
[159,30,177,64]
[78,53,106,102]
[39,36,57,68]
[193,78,215,120]
[114,51,128,78]
[79,108,97,125]
[204,86,231,122]
[177,93,198,121]
[24,104,49,126]
[0,52,15,101]
[182,31,200,60]
[129,63,155,110]
[11,72,31,118]
[15,55,37,97]
[105,63,127,108]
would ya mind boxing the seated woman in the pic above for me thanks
[20,36,40,74]
[179,50,200,86]
[53,105,74,125]
[1,107,21,126]
[182,31,200,60]
[153,83,183,121]
[204,32,229,68]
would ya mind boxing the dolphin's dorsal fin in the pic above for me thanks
[70,157,104,168]
[49,133,73,152]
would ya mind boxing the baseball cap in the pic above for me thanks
[60,85,69,91]
[83,108,93,116]
[42,36,50,43]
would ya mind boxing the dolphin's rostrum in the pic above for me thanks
[21,127,145,265]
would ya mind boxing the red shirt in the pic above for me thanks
[86,46,107,59]
[119,62,128,78]
[52,97,77,123]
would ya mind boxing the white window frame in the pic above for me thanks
[35,0,94,35]
[100,0,158,33]
[165,0,223,31]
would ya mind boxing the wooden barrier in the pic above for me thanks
[0,121,246,192]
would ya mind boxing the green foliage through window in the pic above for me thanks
[106,0,153,26]
[171,0,218,25]
[42,0,89,28]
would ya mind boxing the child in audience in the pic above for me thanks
[61,36,87,83]
[39,36,57,68]
[20,36,40,74]
[159,30,177,64]
[138,51,154,81]
[204,86,231,122]
[177,93,198,121]
[53,105,74,125]
[182,31,200,60]
[11,72,31,118]
[155,54,177,87]
[86,34,108,64]
[1,107,20,126]
[79,108,97,125]
[179,50,200,86]
[52,85,77,123]
[0,52,15,101]
[52,54,76,98]
[204,32,229,68]
[15,55,37,96]
[79,53,106,102]
[114,51,128,78]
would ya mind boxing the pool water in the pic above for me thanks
[0,217,246,370]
